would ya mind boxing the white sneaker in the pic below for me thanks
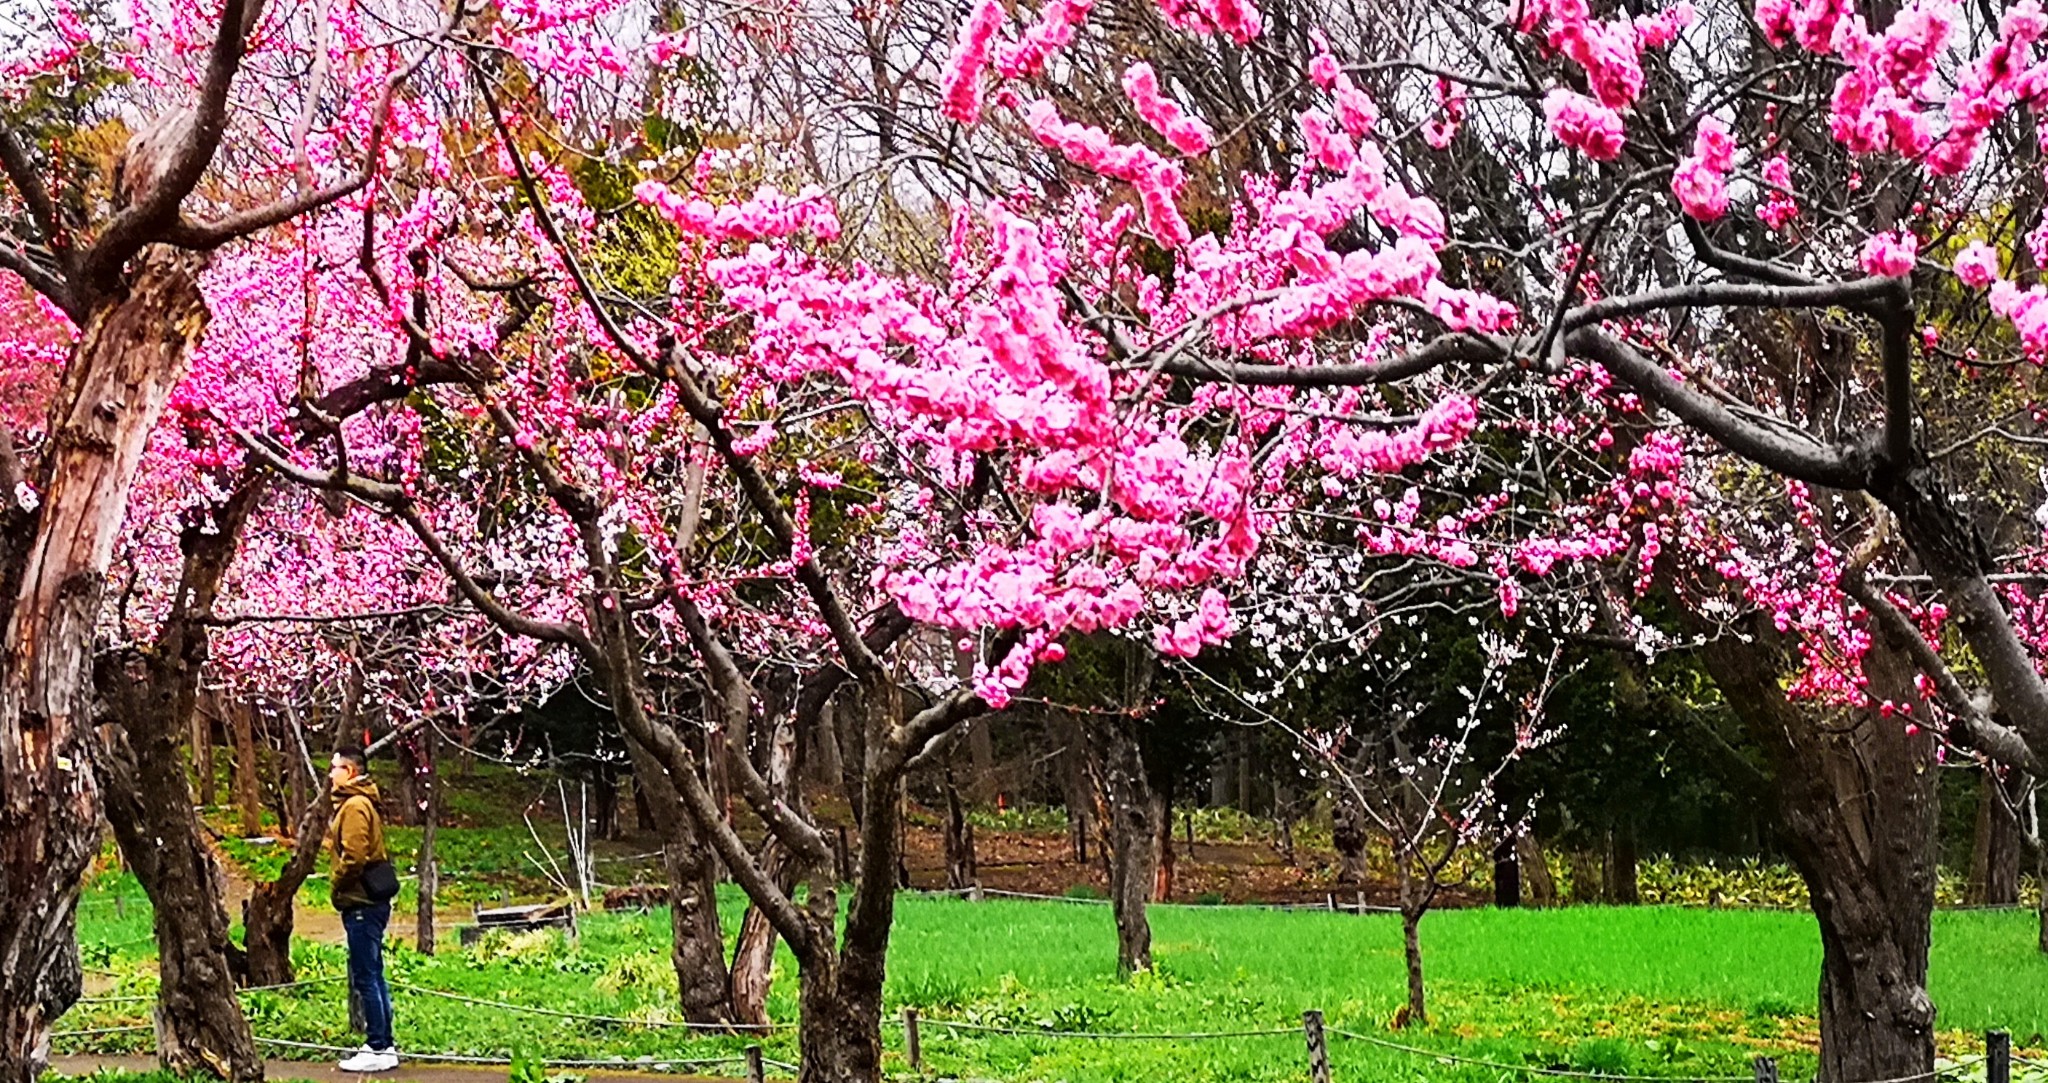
[338,1048,400,1072]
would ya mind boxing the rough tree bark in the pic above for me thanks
[0,250,211,1083]
[1493,835,1522,909]
[731,708,802,1027]
[230,694,262,836]
[1518,834,1558,907]
[1603,826,1639,905]
[623,736,736,1025]
[942,765,977,891]
[1703,625,1937,1083]
[95,478,268,1080]
[416,725,440,955]
[592,772,620,842]
[1057,716,1092,864]
[1086,717,1161,975]
[1967,769,2021,906]
[194,702,217,806]
[242,776,332,986]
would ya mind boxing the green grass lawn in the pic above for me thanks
[56,884,2048,1083]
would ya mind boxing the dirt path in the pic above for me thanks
[50,1053,737,1083]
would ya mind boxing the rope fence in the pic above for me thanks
[52,992,2028,1083]
[389,981,789,1034]
[77,974,347,1006]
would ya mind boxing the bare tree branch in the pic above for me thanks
[1565,328,1872,490]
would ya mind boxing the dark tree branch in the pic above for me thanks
[1156,331,1519,387]
[662,356,888,681]
[0,126,63,262]
[1681,217,1816,288]
[1840,511,2040,774]
[670,595,835,868]
[232,431,591,651]
[1564,329,1872,489]
[1562,276,1905,332]
[80,0,263,292]
[0,235,67,313]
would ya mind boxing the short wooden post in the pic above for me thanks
[905,1007,922,1071]
[114,894,125,920]
[1355,891,1366,915]
[1752,1056,1778,1083]
[1988,1031,2012,1083]
[1303,1009,1331,1083]
[1325,893,1336,912]
[744,1044,765,1083]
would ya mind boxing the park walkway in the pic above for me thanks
[50,1053,737,1083]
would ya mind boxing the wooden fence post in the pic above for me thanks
[905,1007,922,1072]
[1303,1009,1331,1083]
[744,1044,765,1083]
[1752,1056,1778,1083]
[1988,1030,2012,1083]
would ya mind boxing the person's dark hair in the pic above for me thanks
[335,744,367,771]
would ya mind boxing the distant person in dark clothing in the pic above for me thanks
[329,745,398,1072]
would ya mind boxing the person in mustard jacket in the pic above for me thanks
[329,745,398,1072]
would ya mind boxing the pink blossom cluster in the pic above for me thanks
[1313,396,1479,478]
[1758,155,1799,230]
[1671,117,1735,221]
[1122,63,1215,156]
[1543,89,1625,162]
[1,2,92,94]
[1307,41,1380,137]
[1516,0,1695,159]
[1422,79,1467,150]
[1153,0,1264,45]
[940,0,1006,125]
[634,180,843,243]
[1860,230,1918,277]
[1157,588,1234,657]
[1025,100,1194,248]
[1948,240,2048,358]
[1759,0,2048,179]
[996,0,1094,78]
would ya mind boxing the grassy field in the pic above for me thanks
[57,880,2048,1083]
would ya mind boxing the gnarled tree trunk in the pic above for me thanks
[624,736,735,1025]
[1087,717,1160,974]
[0,251,210,1083]
[100,719,259,1080]
[1703,626,1937,1083]
[98,477,266,1075]
[243,781,331,986]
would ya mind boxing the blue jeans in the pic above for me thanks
[342,903,394,1051]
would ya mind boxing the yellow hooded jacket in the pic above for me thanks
[329,774,388,911]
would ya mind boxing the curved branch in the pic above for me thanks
[1564,328,1872,489]
[80,0,264,291]
[0,126,64,263]
[1157,331,1519,387]
[662,356,887,680]
[670,595,835,868]
[1840,510,2040,774]
[232,431,591,651]
[1562,276,1904,332]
